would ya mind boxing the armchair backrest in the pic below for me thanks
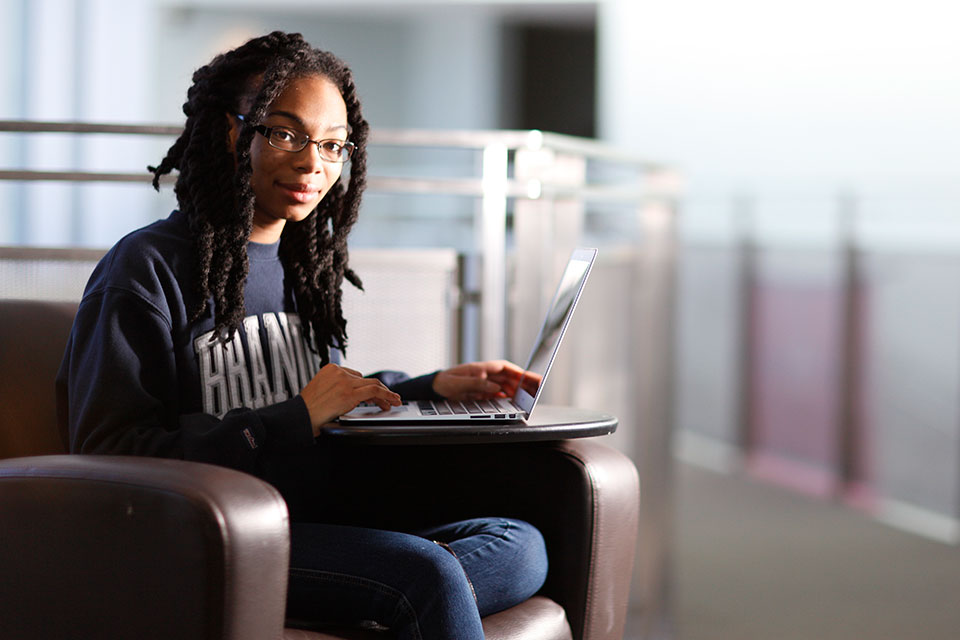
[0,299,77,459]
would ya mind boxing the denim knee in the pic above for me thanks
[448,518,549,617]
[492,519,549,613]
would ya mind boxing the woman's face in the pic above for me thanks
[231,74,349,244]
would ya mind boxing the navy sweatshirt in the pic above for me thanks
[56,210,438,473]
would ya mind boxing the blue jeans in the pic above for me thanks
[285,517,549,639]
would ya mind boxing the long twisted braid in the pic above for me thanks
[149,32,368,360]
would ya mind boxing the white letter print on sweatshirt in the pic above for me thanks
[194,312,322,418]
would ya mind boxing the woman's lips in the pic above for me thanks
[277,182,321,203]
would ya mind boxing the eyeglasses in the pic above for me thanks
[235,114,355,163]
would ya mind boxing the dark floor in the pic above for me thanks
[625,462,960,640]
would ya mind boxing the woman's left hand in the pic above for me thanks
[432,360,528,402]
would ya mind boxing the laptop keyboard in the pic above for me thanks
[417,399,502,416]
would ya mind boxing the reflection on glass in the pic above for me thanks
[514,250,595,410]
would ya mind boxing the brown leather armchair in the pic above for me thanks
[0,298,639,640]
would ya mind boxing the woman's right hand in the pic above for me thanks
[301,363,402,436]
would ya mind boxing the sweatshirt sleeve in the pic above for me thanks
[370,370,443,401]
[56,287,315,474]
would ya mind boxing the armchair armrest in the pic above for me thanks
[311,438,640,640]
[0,455,291,640]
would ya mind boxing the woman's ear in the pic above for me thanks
[226,113,241,153]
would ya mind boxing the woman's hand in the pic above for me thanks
[431,360,529,402]
[301,364,402,436]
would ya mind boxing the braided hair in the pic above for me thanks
[149,31,368,361]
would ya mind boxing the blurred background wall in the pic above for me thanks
[2,0,960,638]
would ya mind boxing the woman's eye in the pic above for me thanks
[272,128,297,143]
[322,141,343,153]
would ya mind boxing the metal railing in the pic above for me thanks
[0,119,680,362]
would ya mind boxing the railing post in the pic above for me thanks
[735,193,757,458]
[629,166,681,636]
[477,142,509,361]
[836,190,866,504]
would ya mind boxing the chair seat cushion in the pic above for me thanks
[481,596,573,640]
[283,595,572,640]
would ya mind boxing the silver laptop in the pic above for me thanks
[339,247,597,424]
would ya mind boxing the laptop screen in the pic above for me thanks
[513,248,597,415]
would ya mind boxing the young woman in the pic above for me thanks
[56,31,547,638]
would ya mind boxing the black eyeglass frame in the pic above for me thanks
[235,114,355,163]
